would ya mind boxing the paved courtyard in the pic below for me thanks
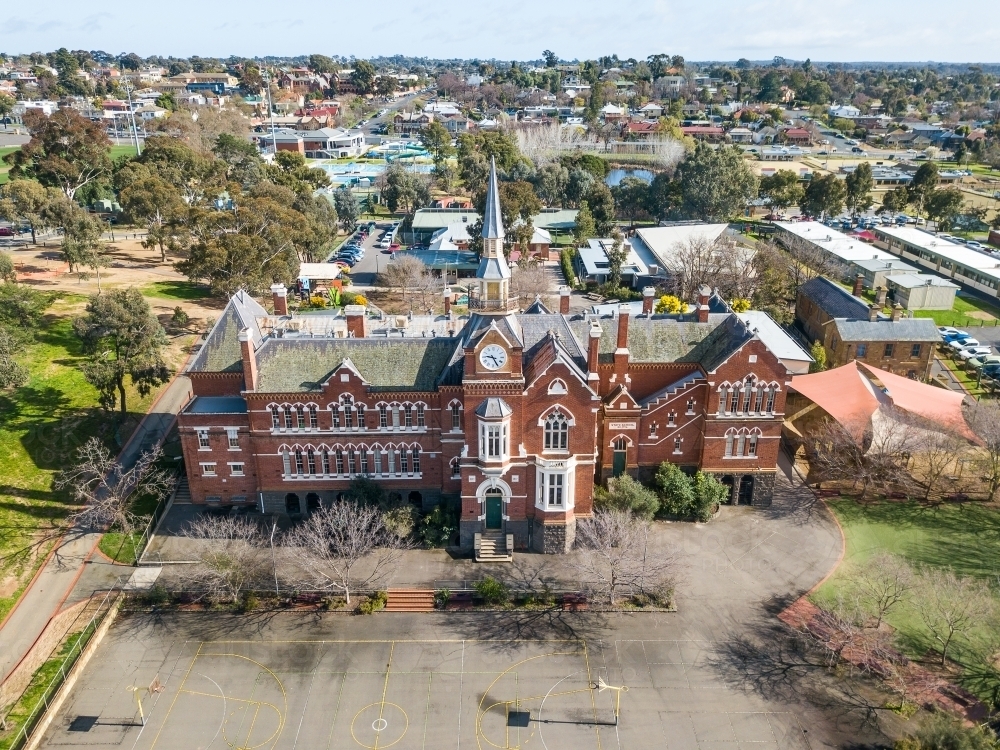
[32,460,897,749]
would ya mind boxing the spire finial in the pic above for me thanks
[482,156,504,242]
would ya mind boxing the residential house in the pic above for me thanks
[728,127,753,144]
[681,125,725,142]
[393,110,433,135]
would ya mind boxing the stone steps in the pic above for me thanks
[475,533,512,563]
[384,589,435,612]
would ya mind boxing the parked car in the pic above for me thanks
[967,354,1000,372]
[949,337,980,351]
[967,241,987,251]
[938,326,960,337]
[959,346,993,361]
[942,330,970,342]
[0,226,13,237]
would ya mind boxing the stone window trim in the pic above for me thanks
[716,378,780,418]
[538,405,575,453]
[277,442,423,480]
[267,401,322,432]
[723,427,763,459]
[372,400,430,432]
[448,400,464,432]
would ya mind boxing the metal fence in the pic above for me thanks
[1,585,123,750]
[132,480,176,566]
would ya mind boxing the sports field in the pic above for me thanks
[38,612,817,750]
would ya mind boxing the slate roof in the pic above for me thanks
[254,338,456,392]
[188,291,268,373]
[832,318,940,343]
[798,277,871,320]
[476,397,513,418]
[568,314,731,365]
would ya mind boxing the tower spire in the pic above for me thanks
[482,156,504,244]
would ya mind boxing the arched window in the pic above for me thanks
[269,405,280,429]
[544,411,569,450]
[451,457,461,478]
[412,447,421,474]
[416,404,425,427]
[342,395,354,429]
[765,385,777,413]
[357,403,366,429]
[308,404,318,429]
[547,378,567,395]
[725,428,762,458]
[294,448,304,475]
[331,402,341,428]
[451,402,462,431]
[718,385,730,415]
[321,448,331,475]
[282,447,291,475]
[283,405,293,429]
[307,448,316,475]
[296,405,306,429]
[379,403,389,429]
[335,449,344,475]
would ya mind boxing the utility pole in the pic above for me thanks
[122,77,142,156]
[262,70,278,156]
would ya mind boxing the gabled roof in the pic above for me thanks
[254,338,455,392]
[482,157,504,241]
[798,276,870,320]
[188,291,268,374]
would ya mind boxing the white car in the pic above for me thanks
[938,326,960,337]
[959,346,993,361]
[967,241,987,251]
[949,337,980,351]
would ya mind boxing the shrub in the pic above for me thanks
[309,294,328,308]
[560,248,577,289]
[594,474,659,519]
[655,294,683,314]
[241,592,260,613]
[358,590,387,614]
[434,589,451,609]
[171,306,189,327]
[655,463,696,517]
[384,505,417,538]
[894,711,1000,749]
[322,596,346,610]
[692,472,728,521]
[144,583,170,607]
[474,576,510,606]
[420,503,458,547]
[730,298,751,312]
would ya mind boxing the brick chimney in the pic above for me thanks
[853,273,864,297]
[345,304,366,338]
[587,321,602,381]
[868,304,880,322]
[891,302,903,322]
[238,328,258,391]
[559,285,571,314]
[642,286,655,315]
[875,286,887,306]
[614,304,630,380]
[696,284,711,323]
[270,283,288,316]
[443,288,452,316]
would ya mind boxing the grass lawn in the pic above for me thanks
[140,280,212,302]
[0,146,18,185]
[913,293,1000,328]
[0,298,162,623]
[937,356,996,399]
[96,491,163,564]
[813,499,1000,702]
[108,144,138,161]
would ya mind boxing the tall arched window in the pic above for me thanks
[544,411,569,450]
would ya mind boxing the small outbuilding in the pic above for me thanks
[885,273,959,311]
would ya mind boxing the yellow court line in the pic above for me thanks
[325,672,348,750]
[179,689,280,707]
[150,642,203,750]
[583,641,602,750]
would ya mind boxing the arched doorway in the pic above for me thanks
[306,493,321,512]
[484,488,503,530]
[387,491,402,507]
[285,493,301,514]
[738,475,755,505]
[408,491,423,507]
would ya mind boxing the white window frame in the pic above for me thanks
[226,428,239,450]
[200,462,217,476]
[228,462,244,476]
[197,429,210,450]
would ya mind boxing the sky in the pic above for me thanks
[3,0,998,63]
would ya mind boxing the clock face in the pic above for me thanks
[479,344,508,371]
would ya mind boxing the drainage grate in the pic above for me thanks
[69,716,99,732]
[507,711,530,728]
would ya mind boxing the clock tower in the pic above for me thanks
[471,157,512,313]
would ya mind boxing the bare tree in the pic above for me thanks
[510,263,555,306]
[846,552,913,629]
[965,401,1000,501]
[573,509,677,606]
[663,236,757,301]
[915,568,995,666]
[910,429,970,502]
[182,514,268,603]
[285,501,408,605]
[380,255,429,303]
[808,408,920,500]
[54,437,173,559]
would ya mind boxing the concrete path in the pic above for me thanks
[0,374,192,686]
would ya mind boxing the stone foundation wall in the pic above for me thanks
[531,518,576,554]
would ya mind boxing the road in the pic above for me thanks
[320,220,398,289]
[0,373,193,687]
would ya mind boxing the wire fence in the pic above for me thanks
[132,481,177,566]
[1,586,122,750]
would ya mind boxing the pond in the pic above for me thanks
[605,168,655,187]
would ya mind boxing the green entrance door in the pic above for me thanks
[485,493,503,530]
[612,451,626,477]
